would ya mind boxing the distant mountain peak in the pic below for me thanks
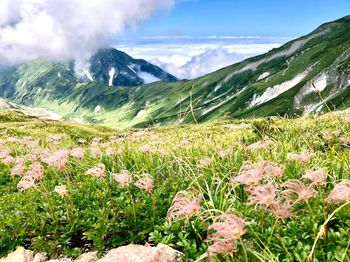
[89,48,177,87]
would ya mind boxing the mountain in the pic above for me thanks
[0,16,350,128]
[90,48,177,86]
[0,48,177,96]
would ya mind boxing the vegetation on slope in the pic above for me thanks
[0,111,349,261]
[1,17,350,128]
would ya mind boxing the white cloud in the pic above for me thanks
[0,0,174,65]
[116,37,287,79]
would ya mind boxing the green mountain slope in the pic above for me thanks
[0,16,350,128]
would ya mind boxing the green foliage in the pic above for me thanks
[0,111,350,261]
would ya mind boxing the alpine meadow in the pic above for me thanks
[0,1,350,262]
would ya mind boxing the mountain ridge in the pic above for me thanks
[0,16,350,128]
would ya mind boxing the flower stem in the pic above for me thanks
[267,219,278,245]
[307,201,350,261]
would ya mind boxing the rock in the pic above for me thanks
[47,259,72,262]
[32,253,48,262]
[1,244,182,262]
[74,252,98,262]
[98,244,183,262]
[0,247,33,262]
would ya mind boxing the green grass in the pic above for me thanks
[0,111,349,261]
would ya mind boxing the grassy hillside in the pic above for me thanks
[1,16,350,128]
[0,111,350,261]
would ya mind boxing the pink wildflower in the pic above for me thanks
[261,161,284,178]
[27,140,40,150]
[134,174,154,193]
[282,180,317,204]
[90,147,102,158]
[198,157,212,168]
[157,149,170,157]
[207,214,246,255]
[178,138,192,148]
[138,144,151,153]
[326,180,350,203]
[48,134,64,141]
[247,183,277,207]
[247,139,274,151]
[322,130,341,141]
[0,148,10,159]
[270,198,294,220]
[167,191,202,222]
[41,150,68,170]
[232,163,263,186]
[6,137,22,143]
[2,156,14,163]
[70,148,84,159]
[105,147,115,156]
[25,152,39,162]
[26,162,44,180]
[17,176,36,192]
[54,185,67,198]
[11,158,25,176]
[86,163,106,180]
[287,152,313,164]
[110,136,124,144]
[303,169,327,186]
[112,170,130,187]
[217,149,232,158]
[131,131,147,138]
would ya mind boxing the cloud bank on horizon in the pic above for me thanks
[116,37,289,79]
[0,0,174,65]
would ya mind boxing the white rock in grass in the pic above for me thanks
[0,247,33,262]
[48,259,72,262]
[32,253,48,262]
[74,252,98,262]
[98,244,183,262]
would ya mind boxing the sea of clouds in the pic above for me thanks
[115,36,290,79]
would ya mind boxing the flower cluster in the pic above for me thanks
[207,214,246,255]
[167,191,202,222]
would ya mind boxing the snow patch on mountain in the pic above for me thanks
[108,68,116,86]
[294,73,328,106]
[94,105,102,113]
[138,72,161,84]
[305,103,324,115]
[135,109,145,118]
[251,72,307,107]
[220,27,331,85]
[85,70,94,82]
[313,74,328,92]
[202,86,248,116]
[268,29,330,61]
[257,72,270,81]
[127,64,138,74]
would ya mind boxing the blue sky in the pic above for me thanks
[116,1,350,79]
[123,0,350,38]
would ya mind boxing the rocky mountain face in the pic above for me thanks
[90,48,177,87]
[0,16,349,128]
